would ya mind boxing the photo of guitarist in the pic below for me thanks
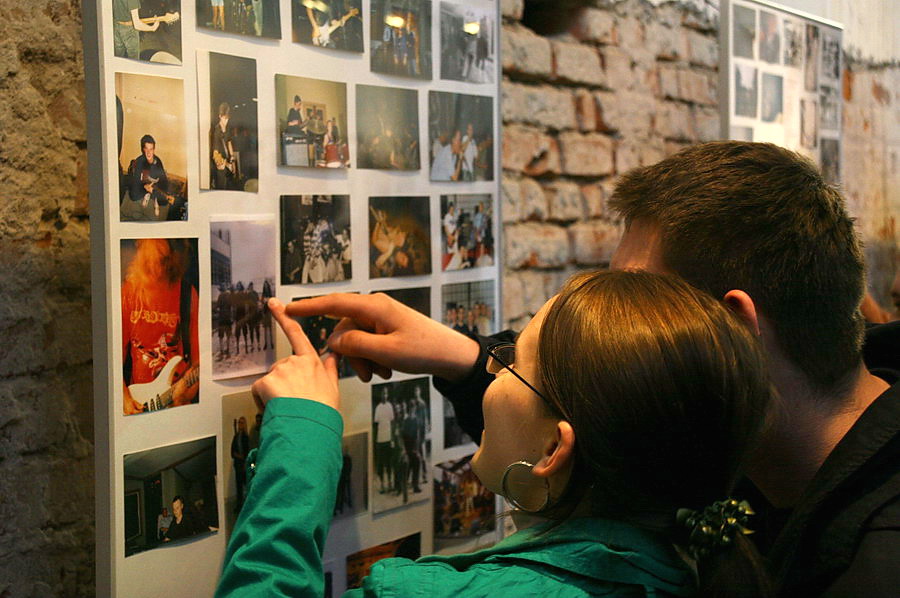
[292,0,363,52]
[123,134,185,221]
[121,238,200,416]
[210,103,239,190]
[113,0,181,61]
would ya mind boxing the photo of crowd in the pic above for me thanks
[370,0,432,79]
[441,280,495,337]
[292,0,362,52]
[292,294,357,380]
[371,378,432,514]
[196,0,281,39]
[433,456,495,552]
[369,196,431,279]
[356,85,420,170]
[112,0,182,63]
[281,195,351,285]
[440,2,495,83]
[429,91,494,181]
[440,194,494,271]
[275,75,349,168]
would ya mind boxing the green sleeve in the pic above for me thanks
[215,397,344,598]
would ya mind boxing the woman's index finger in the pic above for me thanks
[269,298,317,355]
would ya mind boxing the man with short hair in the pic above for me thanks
[124,134,170,221]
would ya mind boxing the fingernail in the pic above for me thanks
[269,297,282,308]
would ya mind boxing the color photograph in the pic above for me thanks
[210,217,276,380]
[116,73,188,221]
[761,73,783,123]
[333,432,369,520]
[820,85,840,130]
[821,138,840,185]
[734,64,758,119]
[821,29,841,82]
[433,456,496,553]
[112,0,182,63]
[442,280,495,336]
[346,533,421,589]
[440,194,494,270]
[440,2,495,83]
[123,436,219,557]
[120,238,199,415]
[369,196,431,278]
[291,294,357,379]
[275,74,349,168]
[356,85,420,171]
[370,0,432,79]
[801,98,818,149]
[371,287,431,317]
[196,0,281,39]
[429,91,494,181]
[782,18,803,68]
[732,4,755,59]
[292,0,362,52]
[281,195,351,285]
[221,390,262,537]
[804,24,820,92]
[758,11,779,64]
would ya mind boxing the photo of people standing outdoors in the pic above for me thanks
[439,2,494,83]
[441,280,495,336]
[429,91,494,181]
[433,456,496,553]
[368,196,431,278]
[280,195,351,285]
[356,85,420,170]
[196,0,281,39]
[210,217,276,380]
[275,75,349,168]
[370,0,432,79]
[292,0,362,52]
[112,0,182,63]
[440,194,494,270]
[200,52,259,192]
[371,378,432,514]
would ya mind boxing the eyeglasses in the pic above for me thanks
[485,342,552,406]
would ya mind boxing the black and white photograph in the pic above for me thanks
[116,73,188,222]
[443,397,473,449]
[821,29,841,82]
[761,73,783,123]
[370,0,432,79]
[333,432,369,520]
[820,85,840,130]
[782,18,803,67]
[112,0,182,63]
[281,195,351,285]
[429,91,494,181]
[371,378,432,514]
[200,52,259,192]
[275,75,349,168]
[196,0,281,39]
[734,64,758,119]
[758,11,779,64]
[801,98,818,149]
[732,4,755,59]
[433,456,496,553]
[221,390,262,537]
[356,85,420,170]
[210,217,276,380]
[292,294,357,379]
[804,23,820,92]
[369,196,431,279]
[821,138,840,185]
[124,436,219,557]
[442,280,495,336]
[440,2,495,83]
[372,287,431,317]
[441,194,494,271]
[292,0,362,52]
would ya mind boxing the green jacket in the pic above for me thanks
[215,398,696,598]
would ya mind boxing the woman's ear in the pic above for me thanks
[532,420,576,480]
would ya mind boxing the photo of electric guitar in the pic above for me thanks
[312,8,360,47]
[128,356,199,412]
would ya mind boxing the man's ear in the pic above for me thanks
[723,290,761,336]
[532,421,576,479]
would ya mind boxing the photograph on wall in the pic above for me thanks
[346,532,421,589]
[730,125,754,141]
[120,238,199,415]
[323,562,335,598]
[281,195,351,285]
[210,217,276,380]
[821,138,840,184]
[371,377,432,514]
[221,390,262,537]
[199,52,259,192]
[433,456,496,553]
[441,194,494,271]
[734,64,758,119]
[356,85,420,171]
[333,432,369,520]
[112,0,182,63]
[440,2,495,83]
[761,73,783,123]
[758,11,779,64]
[442,280,495,336]
[116,73,188,222]
[123,436,219,557]
[275,75,349,168]
[821,29,841,82]
[800,98,818,149]
[443,397,473,449]
[291,294,357,379]
[370,0,432,79]
[368,196,431,279]
[196,0,281,39]
[820,85,840,130]
[291,0,362,51]
[804,24,820,92]
[732,4,755,59]
[783,18,803,67]
[371,287,431,317]
[429,91,494,182]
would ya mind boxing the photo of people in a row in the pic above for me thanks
[113,0,182,63]
[356,84,420,171]
[429,91,494,181]
[276,75,350,169]
[369,196,431,279]
[433,456,496,553]
[440,194,494,271]
[439,2,495,84]
[292,0,363,52]
[441,280,495,336]
[281,195,352,285]
[196,0,281,38]
[370,0,432,79]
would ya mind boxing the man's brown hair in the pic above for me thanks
[609,141,865,395]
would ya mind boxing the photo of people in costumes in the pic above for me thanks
[281,195,351,285]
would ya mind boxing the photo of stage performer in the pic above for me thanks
[441,194,494,270]
[120,238,199,416]
[291,296,356,380]
[442,280,495,337]
[429,91,493,182]
[292,0,362,52]
[113,0,182,63]
[280,195,351,285]
[370,0,432,79]
[369,196,431,279]
[276,75,349,168]
[201,52,259,192]
[440,3,495,84]
[433,456,495,553]
[356,84,420,171]
[196,0,281,38]
[371,378,431,514]
[117,73,188,221]
[210,218,276,380]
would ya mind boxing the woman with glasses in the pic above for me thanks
[216,270,772,598]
